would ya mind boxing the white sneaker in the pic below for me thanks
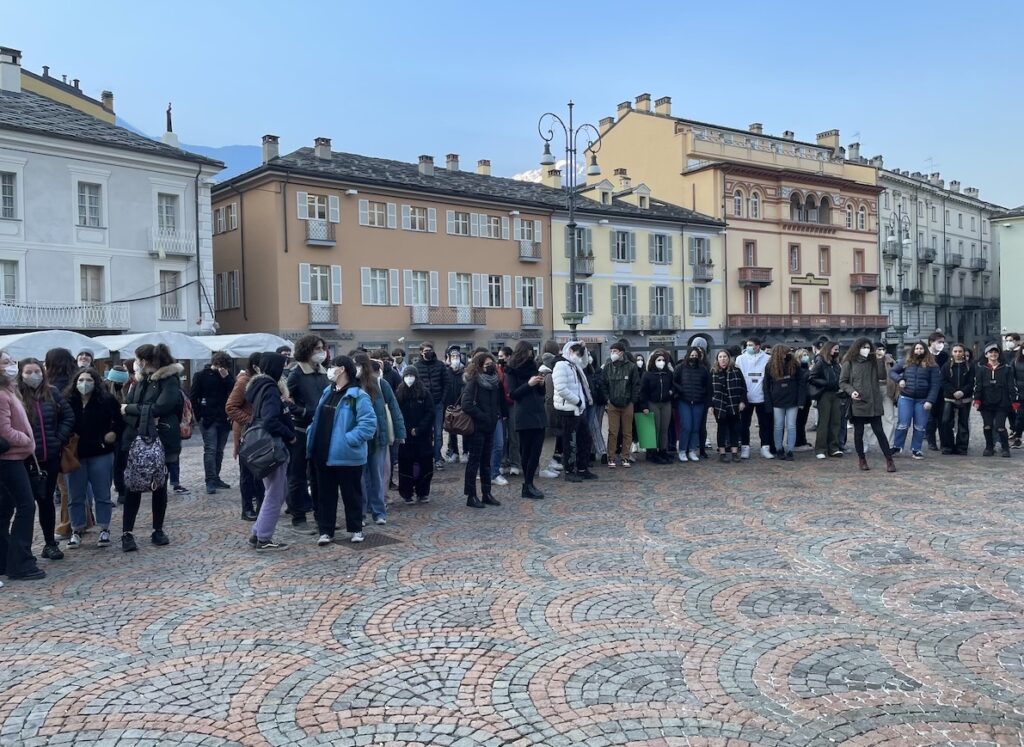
[97,530,110,547]
[761,446,775,459]
[492,475,509,486]
[539,468,560,479]
[317,534,332,546]
[351,532,365,543]
[687,450,700,462]
[815,453,826,460]
[67,532,81,548]
[678,451,688,463]
[509,467,521,476]
[374,516,387,525]
[705,440,713,449]
[546,460,564,472]
[459,454,469,463]
[630,443,639,454]
[740,445,750,459]
[445,452,459,464]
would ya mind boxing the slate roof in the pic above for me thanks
[0,89,223,168]
[994,204,1024,220]
[217,147,723,227]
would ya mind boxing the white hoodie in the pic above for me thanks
[552,341,592,415]
[737,349,769,404]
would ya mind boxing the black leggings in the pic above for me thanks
[123,479,168,533]
[518,428,545,485]
[851,416,892,458]
[29,457,60,546]
[715,411,742,450]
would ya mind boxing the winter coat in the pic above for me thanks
[808,355,841,399]
[587,366,609,408]
[443,364,466,408]
[24,387,75,462]
[397,387,435,451]
[673,361,710,405]
[553,342,592,416]
[189,366,234,425]
[462,375,505,434]
[764,366,808,410]
[505,359,547,432]
[226,370,254,456]
[890,360,942,403]
[69,389,123,460]
[0,387,35,461]
[122,363,184,461]
[737,350,770,403]
[1013,357,1024,402]
[941,360,975,403]
[840,358,884,418]
[414,356,451,405]
[366,378,407,451]
[382,362,402,396]
[306,385,377,467]
[286,361,330,431]
[973,362,1018,410]
[711,366,747,418]
[640,369,674,409]
[245,373,297,444]
[602,358,640,408]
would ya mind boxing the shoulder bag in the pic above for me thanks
[444,383,476,437]
[238,386,289,480]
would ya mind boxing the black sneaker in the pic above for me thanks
[291,515,307,527]
[983,448,995,457]
[41,544,64,560]
[579,470,599,480]
[172,484,189,495]
[9,568,46,581]
[403,496,415,504]
[247,534,258,548]
[732,452,741,463]
[213,479,232,489]
[719,453,729,463]
[1002,449,1012,458]
[151,530,170,546]
[564,472,583,483]
[121,532,138,552]
[256,539,288,551]
[205,484,217,495]
[241,509,258,521]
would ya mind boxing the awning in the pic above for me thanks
[0,330,110,360]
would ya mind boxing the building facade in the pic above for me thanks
[0,47,222,335]
[874,167,1003,352]
[589,93,887,346]
[994,204,1024,336]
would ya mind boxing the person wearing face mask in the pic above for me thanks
[673,347,710,462]
[602,341,640,468]
[1010,339,1024,449]
[391,348,407,376]
[414,343,452,469]
[840,338,897,472]
[225,353,265,521]
[394,367,435,504]
[940,343,975,455]
[792,348,814,452]
[924,332,949,451]
[442,347,467,465]
[461,352,508,506]
[711,349,747,462]
[282,335,329,527]
[190,352,236,496]
[103,366,131,503]
[736,337,774,460]
[889,340,942,459]
[16,358,75,560]
[808,342,843,460]
[353,353,406,524]
[553,342,596,482]
[496,346,522,481]
[973,343,1020,457]
[871,343,898,450]
[639,350,675,464]
[504,341,548,498]
[0,349,46,581]
[763,347,808,461]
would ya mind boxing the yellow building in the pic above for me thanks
[1,47,116,123]
[591,93,887,345]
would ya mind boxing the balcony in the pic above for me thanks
[908,289,924,305]
[645,314,681,332]
[612,314,641,331]
[409,306,486,329]
[573,256,595,277]
[727,314,888,331]
[305,219,336,246]
[917,245,937,264]
[882,245,900,261]
[849,272,879,291]
[518,240,542,262]
[969,257,987,272]
[691,263,714,283]
[309,303,339,329]
[521,307,543,329]
[738,266,773,287]
[962,295,983,309]
[946,253,963,268]
[936,293,952,307]
[0,301,130,331]
[149,228,196,258]
[159,304,184,321]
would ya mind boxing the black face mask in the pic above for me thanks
[422,351,435,361]
[483,365,495,374]
[497,359,506,367]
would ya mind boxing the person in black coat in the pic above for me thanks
[190,352,236,494]
[639,350,675,464]
[461,352,506,508]
[973,343,1020,457]
[442,349,466,463]
[414,343,452,467]
[284,335,329,525]
[808,342,843,459]
[940,343,975,455]
[505,341,547,499]
[673,348,710,462]
[764,347,809,461]
[395,368,435,503]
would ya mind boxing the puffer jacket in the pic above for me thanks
[414,356,451,405]
[552,342,591,415]
[24,387,75,462]
[505,359,547,432]
[711,366,747,417]
[890,360,942,403]
[639,369,674,409]
[973,362,1018,410]
[808,355,841,398]
[226,370,254,456]
[122,363,184,461]
[462,374,505,433]
[941,360,975,403]
[602,358,640,408]
[673,360,710,405]
[1013,357,1024,403]
[840,358,884,418]
[0,388,35,461]
[306,385,377,467]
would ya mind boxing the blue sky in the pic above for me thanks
[5,1,1022,207]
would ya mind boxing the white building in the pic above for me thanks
[994,205,1024,336]
[0,47,222,336]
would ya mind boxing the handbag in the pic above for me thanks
[385,404,396,446]
[180,394,194,440]
[238,386,289,480]
[444,385,476,437]
[60,433,80,474]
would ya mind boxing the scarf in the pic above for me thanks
[476,372,499,390]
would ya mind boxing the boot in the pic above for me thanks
[522,483,544,499]
[466,495,484,508]
[482,494,501,506]
[885,456,897,473]
[1000,431,1011,457]
[858,456,870,471]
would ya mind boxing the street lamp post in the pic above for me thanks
[886,201,913,346]
[538,102,602,341]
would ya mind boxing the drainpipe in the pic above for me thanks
[194,164,203,324]
[720,167,730,344]
[229,183,247,321]
[281,173,290,253]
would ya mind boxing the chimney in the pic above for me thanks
[476,159,491,176]
[782,130,795,141]
[0,46,22,93]
[445,153,459,172]
[617,100,632,119]
[314,137,332,160]
[815,129,840,151]
[949,180,961,193]
[41,65,49,77]
[634,93,651,113]
[614,167,630,190]
[928,172,941,186]
[870,155,884,169]
[837,146,846,159]
[72,78,80,90]
[654,96,672,116]
[100,90,114,113]
[599,116,614,134]
[418,155,434,176]
[749,122,763,134]
[847,142,860,161]
[542,168,562,189]
[911,171,923,179]
[964,187,979,198]
[262,134,280,163]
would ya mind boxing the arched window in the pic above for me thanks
[804,195,818,223]
[857,206,867,231]
[790,193,803,222]
[733,190,743,217]
[845,204,853,228]
[818,196,831,225]
[749,192,760,219]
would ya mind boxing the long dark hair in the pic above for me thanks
[767,346,799,379]
[352,352,379,400]
[44,347,77,389]
[17,358,54,411]
[842,337,874,365]
[464,351,494,381]
[65,367,105,406]
[508,340,535,369]
[395,370,425,403]
[136,343,175,369]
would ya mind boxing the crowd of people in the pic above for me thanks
[1,329,1022,582]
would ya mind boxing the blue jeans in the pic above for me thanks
[677,402,704,452]
[433,404,445,462]
[362,445,387,519]
[773,406,799,454]
[894,396,928,452]
[200,420,230,483]
[491,418,504,479]
[67,453,114,531]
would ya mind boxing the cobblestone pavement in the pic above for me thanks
[3,426,1024,746]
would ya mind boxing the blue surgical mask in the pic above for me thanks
[801,355,810,365]
[107,369,129,384]
[745,346,755,356]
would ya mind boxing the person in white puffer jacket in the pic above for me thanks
[552,341,596,483]
[736,336,775,460]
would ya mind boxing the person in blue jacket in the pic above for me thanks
[889,340,942,459]
[307,355,377,545]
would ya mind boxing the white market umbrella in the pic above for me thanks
[0,330,110,360]
[93,331,216,361]
[192,333,292,358]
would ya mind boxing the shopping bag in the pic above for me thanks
[633,411,657,450]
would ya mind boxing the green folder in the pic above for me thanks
[634,411,657,450]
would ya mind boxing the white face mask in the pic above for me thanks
[636,359,644,368]
[570,354,583,366]
[354,365,362,378]
[1005,341,1016,351]
[860,347,871,358]
[134,361,144,376]
[610,351,622,362]
[77,379,94,395]
[327,367,339,382]
[23,372,43,389]
[311,351,327,365]
[403,376,416,387]
[655,359,666,370]
[932,342,945,353]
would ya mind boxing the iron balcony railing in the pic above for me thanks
[691,263,713,282]
[309,303,338,328]
[0,301,130,330]
[409,306,486,328]
[518,240,541,262]
[305,219,336,245]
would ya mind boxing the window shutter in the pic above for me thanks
[564,225,573,258]
[688,288,696,315]
[403,269,414,306]
[386,203,397,229]
[584,228,592,255]
[503,275,512,308]
[401,205,411,230]
[585,285,593,314]
[330,265,343,304]
[427,208,437,233]
[514,276,523,308]
[534,220,542,245]
[565,283,574,315]
[648,234,656,263]
[296,192,309,220]
[472,273,483,307]
[649,288,657,316]
[429,271,439,307]
[360,267,372,305]
[328,195,340,223]
[298,263,311,304]
[447,272,457,307]
[446,210,456,234]
[388,269,400,306]
[513,218,522,240]
[628,233,637,262]
[629,286,638,316]
[688,236,696,265]
[666,235,674,264]
[609,231,617,261]
[668,287,675,317]
[611,286,619,316]
[358,199,369,226]
[470,213,480,237]
[501,217,510,240]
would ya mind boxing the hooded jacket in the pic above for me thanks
[764,361,809,409]
[840,357,884,418]
[737,349,770,404]
[443,360,466,408]
[245,373,297,443]
[602,355,640,408]
[973,361,1018,410]
[505,358,547,432]
[286,361,330,431]
[941,359,975,403]
[414,353,451,405]
[396,385,435,446]
[553,342,592,415]
[306,384,377,466]
[122,363,184,460]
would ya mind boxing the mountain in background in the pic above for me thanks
[116,117,260,181]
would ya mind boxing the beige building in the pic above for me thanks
[590,93,887,345]
[995,204,1024,336]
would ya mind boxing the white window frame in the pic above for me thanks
[69,166,110,244]
[367,200,387,228]
[78,262,106,304]
[214,207,226,234]
[520,276,536,308]
[307,194,328,221]
[749,192,760,219]
[856,207,866,231]
[227,202,238,230]
[0,156,25,228]
[651,234,669,264]
[410,270,429,306]
[157,268,184,320]
[0,258,17,303]
[452,272,471,307]
[689,286,711,317]
[409,206,428,232]
[487,274,503,307]
[614,231,631,262]
[157,193,179,232]
[309,264,331,303]
[367,268,388,305]
[733,190,743,217]
[651,286,670,316]
[0,172,16,220]
[453,211,470,236]
[77,182,103,228]
[520,219,535,241]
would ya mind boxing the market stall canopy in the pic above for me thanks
[93,332,217,361]
[192,333,292,358]
[0,330,110,360]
